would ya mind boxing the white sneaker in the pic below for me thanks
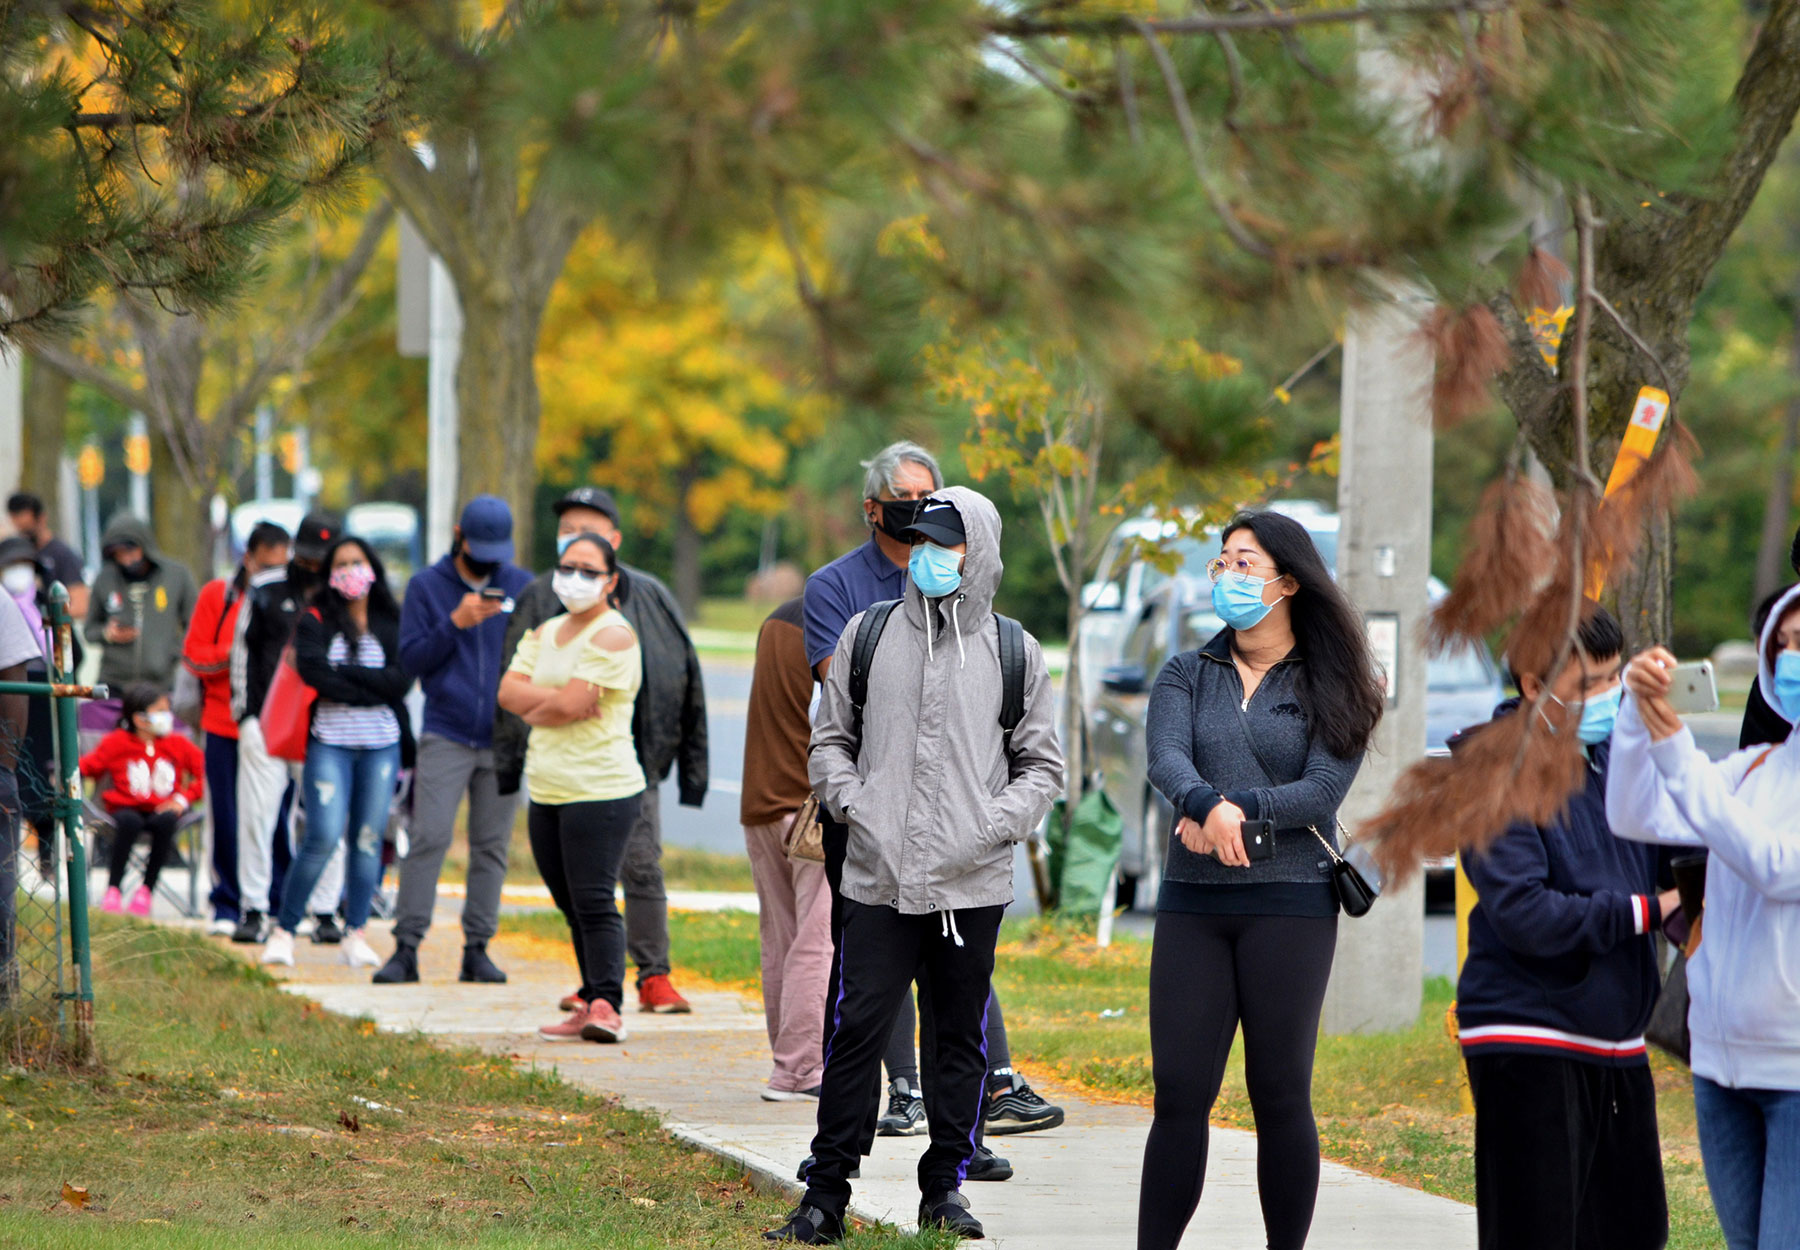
[341,929,381,968]
[260,928,296,967]
[206,917,236,937]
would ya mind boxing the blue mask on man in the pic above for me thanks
[1211,574,1279,630]
[909,542,964,598]
[556,532,577,557]
[1774,652,1800,721]
[1575,686,1622,745]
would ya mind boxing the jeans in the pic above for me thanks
[0,770,19,1002]
[622,785,669,981]
[528,795,640,1009]
[1694,1075,1800,1249]
[204,733,240,920]
[277,740,398,934]
[237,716,339,916]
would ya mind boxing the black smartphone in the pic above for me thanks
[480,587,508,601]
[1242,818,1276,862]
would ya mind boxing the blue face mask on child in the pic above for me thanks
[1211,574,1280,630]
[1773,652,1800,721]
[909,542,964,598]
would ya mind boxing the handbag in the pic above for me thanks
[1646,851,1710,1065]
[783,793,826,863]
[260,643,316,763]
[1230,689,1381,918]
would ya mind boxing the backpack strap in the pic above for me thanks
[847,599,902,749]
[996,614,1026,747]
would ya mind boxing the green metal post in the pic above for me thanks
[48,586,94,1057]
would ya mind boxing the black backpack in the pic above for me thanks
[845,598,1027,751]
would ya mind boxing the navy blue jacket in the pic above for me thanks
[399,555,534,749]
[1455,702,1664,1067]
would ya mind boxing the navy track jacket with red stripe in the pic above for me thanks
[1455,703,1666,1067]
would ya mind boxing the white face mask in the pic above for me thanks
[145,709,175,737]
[552,568,607,612]
[1,565,34,596]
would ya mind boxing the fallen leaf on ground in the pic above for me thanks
[60,1184,89,1209]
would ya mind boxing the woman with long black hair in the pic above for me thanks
[1138,510,1384,1250]
[261,536,412,970]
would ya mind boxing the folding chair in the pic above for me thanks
[84,798,209,919]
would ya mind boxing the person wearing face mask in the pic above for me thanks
[229,511,345,945]
[7,492,87,618]
[84,514,197,693]
[493,486,707,1015]
[1139,510,1383,1250]
[0,536,65,879]
[261,537,413,970]
[1452,602,1672,1250]
[1610,585,1800,1250]
[378,496,532,986]
[182,522,291,936]
[80,682,205,917]
[498,533,646,1043]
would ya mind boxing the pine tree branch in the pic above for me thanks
[989,0,1515,39]
[23,338,150,414]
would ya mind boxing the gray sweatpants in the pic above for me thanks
[623,785,669,982]
[392,733,519,949]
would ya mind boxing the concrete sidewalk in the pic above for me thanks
[228,908,1474,1249]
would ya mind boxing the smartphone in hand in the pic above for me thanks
[1242,818,1276,862]
[1665,660,1719,715]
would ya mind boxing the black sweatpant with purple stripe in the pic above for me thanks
[804,897,1004,1212]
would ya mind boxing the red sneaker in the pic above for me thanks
[558,990,582,1012]
[538,1003,589,1042]
[580,999,628,1043]
[637,973,691,1014]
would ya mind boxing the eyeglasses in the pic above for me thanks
[555,564,608,581]
[1205,555,1278,585]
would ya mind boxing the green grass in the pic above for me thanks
[0,918,955,1249]
[503,907,766,992]
[446,820,758,893]
[693,596,780,635]
[647,911,1726,1250]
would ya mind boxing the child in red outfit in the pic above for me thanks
[80,683,204,916]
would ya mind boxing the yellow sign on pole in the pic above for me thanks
[1604,386,1671,497]
[77,445,104,490]
[123,432,151,477]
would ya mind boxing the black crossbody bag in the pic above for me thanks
[1229,697,1381,918]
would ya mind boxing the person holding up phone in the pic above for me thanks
[1138,511,1383,1250]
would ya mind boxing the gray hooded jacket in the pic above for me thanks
[809,485,1064,915]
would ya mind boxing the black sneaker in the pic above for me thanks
[459,943,508,984]
[230,910,267,944]
[877,1077,926,1136]
[965,1144,1012,1182]
[794,1155,858,1182]
[311,914,344,945]
[762,1203,844,1244]
[371,944,419,985]
[919,1190,983,1240]
[984,1072,1065,1135]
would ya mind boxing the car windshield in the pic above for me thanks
[1428,643,1496,691]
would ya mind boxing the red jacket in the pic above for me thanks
[182,578,243,738]
[80,729,205,812]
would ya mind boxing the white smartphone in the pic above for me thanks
[1665,659,1719,715]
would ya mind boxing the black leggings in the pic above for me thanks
[107,807,180,890]
[528,795,641,1010]
[886,985,1012,1087]
[1139,909,1338,1250]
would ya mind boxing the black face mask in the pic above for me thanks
[288,562,319,593]
[118,557,151,582]
[462,555,500,580]
[873,497,924,540]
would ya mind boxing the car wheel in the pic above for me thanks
[1134,792,1169,912]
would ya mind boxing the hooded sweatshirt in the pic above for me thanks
[809,486,1065,915]
[84,515,198,691]
[1608,580,1800,1091]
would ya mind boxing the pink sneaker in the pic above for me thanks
[100,886,124,913]
[581,999,628,1044]
[127,886,153,917]
[538,1003,590,1042]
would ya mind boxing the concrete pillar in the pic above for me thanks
[1323,287,1433,1035]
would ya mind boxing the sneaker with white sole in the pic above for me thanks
[260,928,296,967]
[539,1003,591,1042]
[984,1071,1065,1134]
[877,1077,926,1135]
[341,929,382,968]
[206,916,237,937]
[760,1084,822,1103]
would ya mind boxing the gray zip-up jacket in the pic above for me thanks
[809,486,1065,914]
[1146,629,1363,886]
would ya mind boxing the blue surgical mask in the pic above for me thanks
[1211,573,1279,630]
[1575,685,1621,745]
[909,542,964,598]
[1774,652,1800,721]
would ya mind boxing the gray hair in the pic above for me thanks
[861,441,943,504]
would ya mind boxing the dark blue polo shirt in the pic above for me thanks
[803,538,907,671]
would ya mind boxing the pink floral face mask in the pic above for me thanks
[329,562,376,601]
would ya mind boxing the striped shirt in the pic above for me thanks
[310,632,401,749]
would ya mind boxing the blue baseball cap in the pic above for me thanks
[458,495,515,563]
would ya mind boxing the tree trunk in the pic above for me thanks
[149,429,211,583]
[1754,286,1800,604]
[455,293,544,558]
[671,460,703,620]
[21,354,70,514]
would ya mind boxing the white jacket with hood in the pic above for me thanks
[1607,581,1800,1091]
[809,486,1065,916]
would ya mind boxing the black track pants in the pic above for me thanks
[1467,1052,1667,1250]
[804,898,1004,1213]
[820,819,884,1152]
[1138,909,1338,1250]
[107,807,180,890]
